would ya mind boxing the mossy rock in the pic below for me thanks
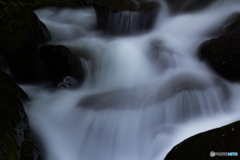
[165,121,240,160]
[0,131,19,160]
[0,2,50,83]
[0,69,29,159]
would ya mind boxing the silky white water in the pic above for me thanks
[22,0,240,160]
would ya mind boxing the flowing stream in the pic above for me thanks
[22,0,240,160]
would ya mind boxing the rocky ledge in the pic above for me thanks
[93,0,160,35]
[199,13,240,81]
[165,121,240,160]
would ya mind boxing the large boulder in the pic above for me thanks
[165,121,240,160]
[0,69,29,159]
[38,45,85,87]
[0,2,51,83]
[93,0,160,35]
[199,28,240,81]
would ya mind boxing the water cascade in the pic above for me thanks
[23,0,240,160]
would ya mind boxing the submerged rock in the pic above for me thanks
[39,45,85,87]
[148,40,176,71]
[164,121,240,160]
[0,3,51,83]
[93,0,160,35]
[79,72,229,118]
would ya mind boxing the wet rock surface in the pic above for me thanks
[0,69,29,160]
[20,130,42,160]
[164,121,240,160]
[199,28,240,81]
[39,45,85,87]
[93,0,160,35]
[93,0,160,12]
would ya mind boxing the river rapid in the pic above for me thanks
[22,0,240,160]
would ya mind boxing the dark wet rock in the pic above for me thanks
[0,3,51,83]
[199,28,240,81]
[93,0,160,35]
[225,13,240,34]
[211,12,240,36]
[43,1,68,8]
[57,76,79,88]
[93,0,160,12]
[0,69,29,160]
[0,69,29,101]
[42,0,94,8]
[39,45,85,87]
[164,121,240,160]
[20,130,42,160]
[166,0,216,13]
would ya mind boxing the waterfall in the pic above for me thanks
[23,0,240,160]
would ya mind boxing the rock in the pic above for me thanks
[211,12,240,36]
[199,28,240,81]
[166,0,216,13]
[43,1,68,8]
[164,121,240,160]
[38,45,85,87]
[148,39,176,71]
[225,13,240,34]
[0,69,29,160]
[20,130,41,160]
[0,2,51,83]
[93,0,160,35]
[57,76,79,88]
[42,0,94,8]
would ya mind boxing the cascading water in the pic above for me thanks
[22,0,240,160]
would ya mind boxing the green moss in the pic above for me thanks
[0,132,19,160]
